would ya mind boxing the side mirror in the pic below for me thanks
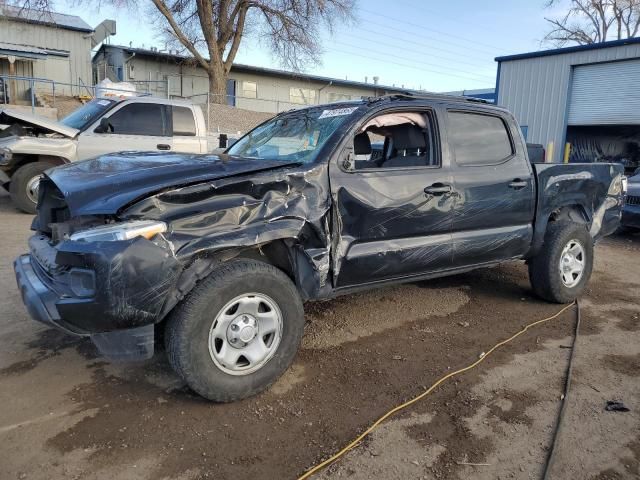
[341,147,355,172]
[95,117,111,133]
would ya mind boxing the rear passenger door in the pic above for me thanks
[446,109,535,267]
[171,106,204,154]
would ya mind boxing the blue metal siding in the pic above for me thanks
[497,42,640,162]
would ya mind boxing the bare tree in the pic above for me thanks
[148,0,355,103]
[544,0,640,46]
[5,0,355,103]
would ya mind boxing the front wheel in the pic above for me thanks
[165,259,305,402]
[9,161,52,214]
[528,221,594,303]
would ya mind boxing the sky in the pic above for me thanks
[55,0,566,92]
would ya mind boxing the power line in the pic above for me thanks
[341,30,496,71]
[395,0,509,36]
[356,24,496,67]
[360,7,510,55]
[358,16,500,60]
[331,40,495,81]
[324,47,495,86]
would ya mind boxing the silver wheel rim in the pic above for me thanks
[26,175,42,204]
[559,239,585,288]
[208,293,283,376]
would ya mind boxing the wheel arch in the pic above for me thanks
[548,204,591,225]
[9,154,69,175]
[529,204,592,259]
[158,238,325,322]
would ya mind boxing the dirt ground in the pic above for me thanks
[0,189,638,480]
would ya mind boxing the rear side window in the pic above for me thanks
[173,106,197,136]
[107,103,165,136]
[448,112,513,166]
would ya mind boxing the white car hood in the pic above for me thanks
[0,108,79,138]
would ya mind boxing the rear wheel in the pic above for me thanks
[528,221,593,303]
[165,259,305,402]
[9,161,53,214]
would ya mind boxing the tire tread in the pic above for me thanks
[165,259,304,402]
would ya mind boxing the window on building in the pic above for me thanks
[447,112,513,166]
[242,81,257,99]
[106,103,166,136]
[328,92,352,103]
[290,87,317,105]
[172,106,196,136]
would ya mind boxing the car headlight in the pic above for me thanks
[622,176,628,194]
[69,220,167,242]
[0,147,12,165]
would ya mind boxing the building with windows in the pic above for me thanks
[0,6,114,100]
[496,37,640,168]
[92,44,409,113]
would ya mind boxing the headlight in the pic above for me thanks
[69,220,167,242]
[0,147,12,165]
[622,176,628,194]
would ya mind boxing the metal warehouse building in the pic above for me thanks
[0,6,114,100]
[496,38,640,170]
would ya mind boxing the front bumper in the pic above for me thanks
[14,254,77,334]
[14,235,182,360]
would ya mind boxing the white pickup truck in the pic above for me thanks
[0,96,211,213]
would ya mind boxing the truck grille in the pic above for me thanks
[626,195,640,206]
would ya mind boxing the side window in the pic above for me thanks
[448,111,513,166]
[106,103,165,136]
[352,111,438,170]
[172,106,196,136]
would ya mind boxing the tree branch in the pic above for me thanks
[150,0,210,70]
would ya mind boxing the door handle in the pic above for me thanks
[424,183,452,196]
[157,144,171,151]
[508,178,528,190]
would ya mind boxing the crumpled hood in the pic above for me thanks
[0,108,79,138]
[45,152,299,216]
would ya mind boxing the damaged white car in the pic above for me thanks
[0,96,210,213]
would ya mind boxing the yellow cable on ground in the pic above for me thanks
[298,301,577,479]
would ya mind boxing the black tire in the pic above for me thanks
[528,221,594,303]
[9,161,52,214]
[165,259,305,402]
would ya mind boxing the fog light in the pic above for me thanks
[69,268,96,297]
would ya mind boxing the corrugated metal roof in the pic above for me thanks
[495,36,640,63]
[0,6,93,33]
[0,42,47,56]
[0,41,70,59]
[97,44,411,93]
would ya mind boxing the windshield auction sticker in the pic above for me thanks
[318,107,358,119]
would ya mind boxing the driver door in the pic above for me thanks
[330,108,455,288]
[76,103,173,160]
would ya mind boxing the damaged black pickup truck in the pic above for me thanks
[14,94,625,402]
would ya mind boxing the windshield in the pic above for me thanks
[61,98,116,130]
[227,106,360,163]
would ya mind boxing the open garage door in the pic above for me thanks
[568,59,640,126]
